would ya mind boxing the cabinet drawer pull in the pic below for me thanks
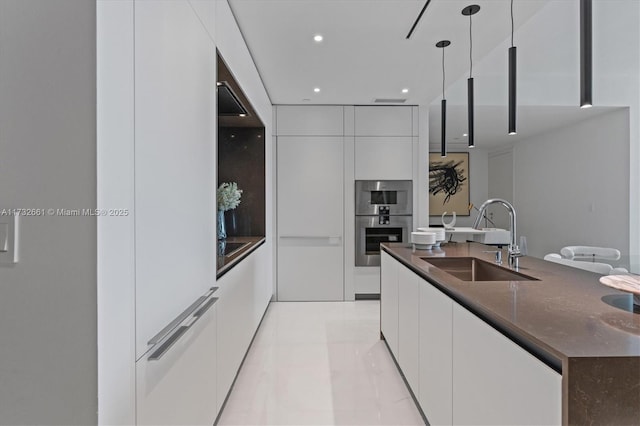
[147,297,217,361]
[147,326,189,361]
[194,297,217,318]
[147,296,207,346]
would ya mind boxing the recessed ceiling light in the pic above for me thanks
[239,113,246,117]
[314,87,321,93]
[463,133,468,137]
[314,34,323,42]
[402,88,409,93]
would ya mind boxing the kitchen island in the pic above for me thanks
[381,242,640,425]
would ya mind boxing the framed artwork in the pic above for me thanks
[429,152,470,216]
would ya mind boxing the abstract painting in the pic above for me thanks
[429,152,470,216]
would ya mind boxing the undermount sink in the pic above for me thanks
[421,257,539,282]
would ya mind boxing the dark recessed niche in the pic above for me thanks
[217,52,265,238]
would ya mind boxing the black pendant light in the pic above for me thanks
[580,0,593,108]
[437,40,451,157]
[462,5,480,148]
[508,0,517,135]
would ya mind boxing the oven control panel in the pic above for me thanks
[378,206,390,225]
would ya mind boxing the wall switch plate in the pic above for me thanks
[0,213,19,264]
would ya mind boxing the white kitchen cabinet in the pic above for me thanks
[134,0,216,358]
[276,105,344,136]
[354,137,413,180]
[355,106,413,136]
[397,264,420,395]
[380,251,399,359]
[216,248,262,414]
[419,278,453,426]
[136,299,218,425]
[452,304,562,425]
[277,136,344,301]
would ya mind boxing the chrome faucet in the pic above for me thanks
[473,198,522,268]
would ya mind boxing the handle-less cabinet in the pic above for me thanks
[397,265,420,395]
[380,251,399,358]
[452,304,561,425]
[136,300,217,425]
[277,136,344,301]
[419,276,453,426]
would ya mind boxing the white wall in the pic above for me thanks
[0,1,97,424]
[512,109,630,260]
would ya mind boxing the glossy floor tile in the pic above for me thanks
[217,301,425,425]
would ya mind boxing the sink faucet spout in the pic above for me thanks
[473,198,522,267]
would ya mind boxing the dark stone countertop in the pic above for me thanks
[216,236,265,279]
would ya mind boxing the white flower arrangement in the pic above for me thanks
[217,182,243,211]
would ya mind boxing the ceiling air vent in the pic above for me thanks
[374,98,407,104]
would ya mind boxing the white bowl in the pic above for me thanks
[417,227,446,241]
[411,232,436,249]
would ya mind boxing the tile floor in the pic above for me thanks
[217,301,425,425]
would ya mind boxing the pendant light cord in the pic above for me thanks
[511,0,514,47]
[442,46,446,99]
[469,14,473,78]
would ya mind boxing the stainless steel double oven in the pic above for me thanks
[355,180,413,266]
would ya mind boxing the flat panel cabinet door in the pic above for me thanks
[354,137,413,180]
[134,0,216,358]
[397,265,420,395]
[136,303,217,425]
[278,240,343,301]
[452,304,562,425]
[277,136,344,301]
[216,253,255,413]
[355,106,413,136]
[277,136,343,236]
[380,251,399,359]
[419,281,453,426]
[276,106,344,136]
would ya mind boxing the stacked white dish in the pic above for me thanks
[411,231,436,250]
[417,227,447,247]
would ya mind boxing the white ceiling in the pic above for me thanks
[428,105,623,150]
[228,0,623,148]
[228,0,551,105]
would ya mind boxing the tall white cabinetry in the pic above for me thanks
[276,106,345,301]
[381,253,561,425]
[134,0,216,359]
[99,0,273,424]
[132,1,219,424]
[352,106,417,295]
